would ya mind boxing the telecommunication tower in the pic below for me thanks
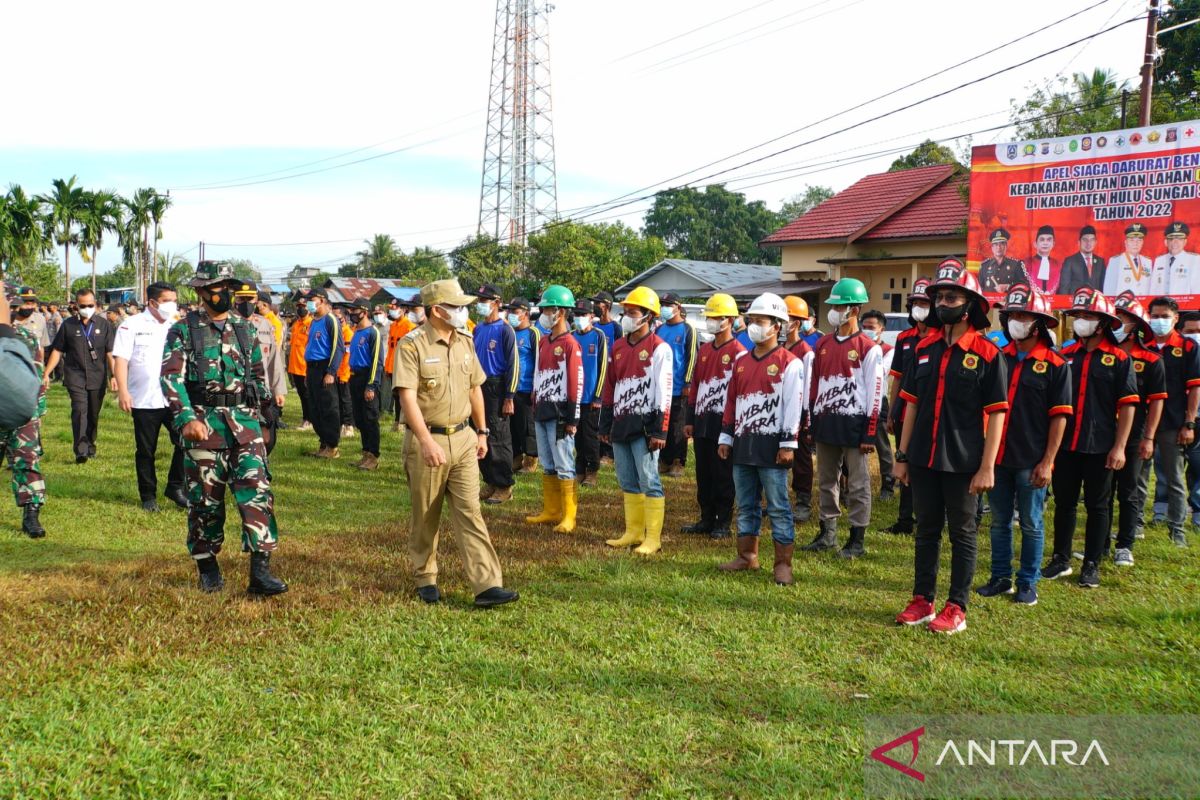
[478,0,559,245]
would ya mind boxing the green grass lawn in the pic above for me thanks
[0,386,1197,798]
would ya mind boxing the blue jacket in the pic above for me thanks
[573,327,609,405]
[594,320,620,358]
[657,320,697,397]
[514,325,541,394]
[473,318,518,398]
[348,326,386,392]
[304,313,345,377]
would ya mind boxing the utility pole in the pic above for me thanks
[1138,0,1160,127]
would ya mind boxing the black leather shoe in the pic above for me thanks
[416,585,441,604]
[21,505,46,538]
[142,499,160,512]
[75,455,88,464]
[708,523,731,540]
[165,488,189,510]
[474,587,519,608]
[247,551,288,596]
[196,556,224,593]
[87,446,97,458]
[681,520,712,534]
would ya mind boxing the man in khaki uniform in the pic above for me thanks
[395,279,519,608]
[234,282,287,455]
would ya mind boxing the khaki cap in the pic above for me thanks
[420,279,476,307]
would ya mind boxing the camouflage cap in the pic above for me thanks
[189,260,237,288]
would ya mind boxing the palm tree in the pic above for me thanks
[357,233,397,276]
[38,176,86,301]
[156,250,196,301]
[147,191,171,285]
[122,189,153,298]
[77,190,120,294]
[5,186,49,266]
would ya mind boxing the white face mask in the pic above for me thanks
[541,310,561,329]
[407,311,422,324]
[155,301,178,320]
[747,322,775,344]
[1149,318,1175,337]
[373,314,386,325]
[1072,318,1099,339]
[827,308,847,329]
[1112,325,1130,343]
[79,306,96,319]
[440,305,469,329]
[862,328,880,341]
[910,305,930,323]
[574,316,591,332]
[705,318,725,335]
[475,302,493,318]
[1007,318,1034,341]
[1187,333,1200,347]
[621,314,643,335]
[800,318,813,332]
[388,309,401,320]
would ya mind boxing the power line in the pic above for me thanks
[610,0,792,63]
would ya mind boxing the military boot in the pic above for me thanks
[21,505,45,539]
[247,552,288,597]
[801,518,838,552]
[196,555,224,593]
[838,526,867,559]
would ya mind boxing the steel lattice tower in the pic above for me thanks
[478,0,559,245]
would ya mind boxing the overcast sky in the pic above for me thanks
[2,0,1151,280]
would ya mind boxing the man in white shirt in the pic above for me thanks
[1151,222,1200,296]
[113,282,188,512]
[1103,223,1154,296]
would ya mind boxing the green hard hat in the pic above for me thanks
[189,260,236,288]
[538,284,576,309]
[826,277,868,306]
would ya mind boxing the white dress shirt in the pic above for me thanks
[112,309,174,409]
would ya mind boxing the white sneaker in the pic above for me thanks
[298,421,312,431]
[1113,547,1134,567]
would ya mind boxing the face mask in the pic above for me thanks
[208,289,233,315]
[349,312,365,325]
[748,323,775,344]
[1149,318,1175,337]
[15,307,34,319]
[863,328,880,341]
[936,304,966,326]
[507,312,521,327]
[79,306,96,319]
[407,311,422,324]
[155,301,178,319]
[387,309,401,320]
[1072,318,1099,338]
[732,318,745,333]
[475,302,493,318]
[800,319,813,333]
[438,305,468,329]
[305,301,318,314]
[827,308,847,329]
[910,305,930,323]
[705,318,725,335]
[574,316,591,332]
[1007,318,1034,341]
[235,300,255,319]
[1186,333,1200,347]
[1112,325,1130,343]
[621,314,643,335]
[373,314,386,325]
[536,315,552,331]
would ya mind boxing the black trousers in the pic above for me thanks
[290,373,311,424]
[132,407,185,502]
[66,376,106,457]
[479,377,514,488]
[338,379,353,426]
[694,436,735,526]
[791,433,814,500]
[1111,444,1144,551]
[511,391,536,460]
[910,466,978,611]
[895,432,914,525]
[662,395,688,466]
[1053,450,1113,563]
[349,371,381,456]
[306,362,341,449]
[575,405,601,475]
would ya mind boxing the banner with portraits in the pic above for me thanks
[967,120,1200,309]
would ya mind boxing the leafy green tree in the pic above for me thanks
[1010,69,1129,139]
[11,259,65,301]
[227,259,262,283]
[148,192,171,284]
[308,271,335,290]
[451,234,528,297]
[77,189,121,294]
[38,176,86,301]
[525,220,665,299]
[780,185,834,220]
[0,185,48,274]
[643,185,784,264]
[888,139,963,172]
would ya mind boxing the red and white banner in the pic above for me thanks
[968,120,1200,309]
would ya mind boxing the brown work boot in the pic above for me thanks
[486,485,513,505]
[580,471,598,488]
[358,453,379,471]
[718,535,760,571]
[519,455,539,474]
[315,446,340,460]
[480,483,496,501]
[773,542,795,586]
[667,460,685,478]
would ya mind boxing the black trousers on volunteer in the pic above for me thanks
[132,407,185,503]
[289,373,311,424]
[511,390,536,462]
[694,436,734,529]
[349,371,381,457]
[575,405,601,476]
[661,395,689,468]
[337,378,353,427]
[910,466,977,611]
[478,377,514,489]
[306,361,341,449]
[1052,450,1113,564]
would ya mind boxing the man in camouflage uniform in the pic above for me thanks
[161,261,287,595]
[3,287,47,538]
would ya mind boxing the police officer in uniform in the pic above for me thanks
[233,280,288,455]
[1151,222,1200,296]
[161,261,287,596]
[394,279,518,607]
[978,228,1029,294]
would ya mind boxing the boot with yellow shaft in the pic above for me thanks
[606,493,645,547]
[525,474,562,525]
[634,495,666,555]
[553,478,578,533]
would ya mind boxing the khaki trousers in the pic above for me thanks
[404,427,503,594]
[815,440,872,528]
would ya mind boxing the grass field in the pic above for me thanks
[0,386,1197,798]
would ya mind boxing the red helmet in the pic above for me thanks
[1113,290,1152,340]
[1066,286,1120,327]
[1001,283,1057,327]
[908,277,933,305]
[925,257,990,329]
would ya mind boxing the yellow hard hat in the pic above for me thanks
[704,293,738,317]
[623,285,661,315]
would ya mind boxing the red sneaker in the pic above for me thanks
[927,602,967,635]
[895,596,935,626]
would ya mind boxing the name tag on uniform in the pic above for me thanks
[424,357,441,364]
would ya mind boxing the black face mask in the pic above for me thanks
[936,304,967,326]
[348,312,364,325]
[15,307,34,319]
[235,300,255,319]
[208,288,233,314]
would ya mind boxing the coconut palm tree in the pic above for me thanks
[38,176,86,301]
[77,189,121,294]
[147,191,171,284]
[122,189,153,298]
[3,186,49,267]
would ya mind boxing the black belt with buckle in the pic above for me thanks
[202,392,248,408]
[428,420,470,436]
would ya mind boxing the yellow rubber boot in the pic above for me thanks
[606,493,645,547]
[525,474,562,525]
[553,478,578,533]
[634,496,666,555]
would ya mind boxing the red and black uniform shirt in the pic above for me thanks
[1123,344,1168,443]
[807,331,884,448]
[887,325,925,426]
[1059,340,1140,455]
[1147,331,1200,432]
[718,344,803,468]
[686,338,746,440]
[788,338,813,427]
[599,333,673,443]
[532,331,583,425]
[995,341,1073,470]
[898,327,1008,473]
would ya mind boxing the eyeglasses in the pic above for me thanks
[933,292,965,303]
[77,303,96,309]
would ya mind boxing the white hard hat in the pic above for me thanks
[746,292,789,323]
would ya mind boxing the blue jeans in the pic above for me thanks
[732,464,795,545]
[612,437,663,498]
[534,419,575,480]
[987,465,1046,587]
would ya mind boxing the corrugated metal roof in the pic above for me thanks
[615,259,780,295]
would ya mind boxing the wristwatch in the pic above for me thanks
[1185,422,1197,431]
[477,427,491,436]
[895,450,908,463]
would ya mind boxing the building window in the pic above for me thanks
[902,278,908,289]
[891,294,902,313]
[889,278,895,288]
